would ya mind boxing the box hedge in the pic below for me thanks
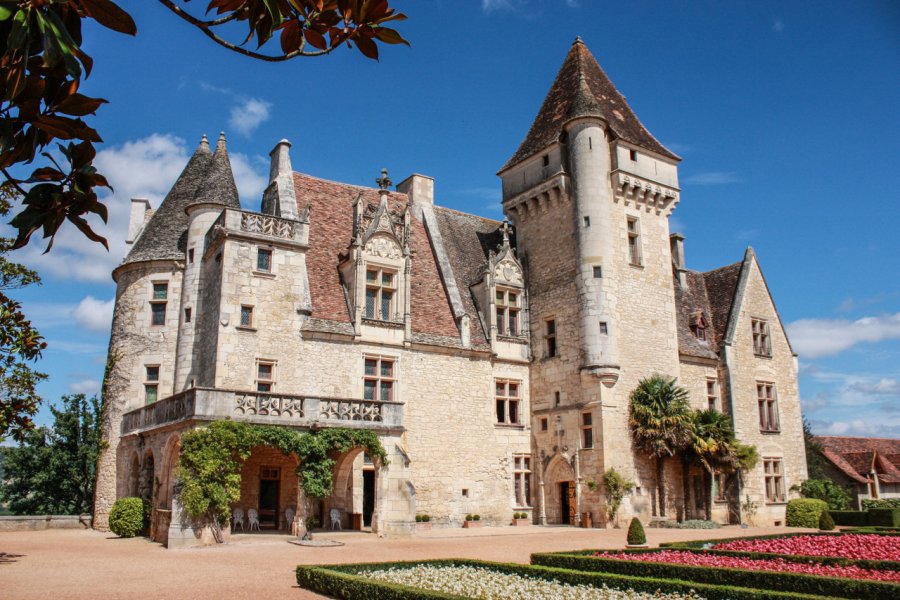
[531,550,900,600]
[868,508,900,527]
[108,497,147,538]
[829,510,869,526]
[297,559,837,600]
[786,498,829,528]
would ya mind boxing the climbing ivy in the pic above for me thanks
[176,421,387,541]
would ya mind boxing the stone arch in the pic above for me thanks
[544,454,577,525]
[331,447,379,529]
[139,449,156,505]
[128,452,140,497]
[157,434,181,510]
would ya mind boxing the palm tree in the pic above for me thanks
[689,409,740,520]
[629,375,693,517]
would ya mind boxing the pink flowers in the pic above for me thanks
[713,534,900,562]
[592,549,900,582]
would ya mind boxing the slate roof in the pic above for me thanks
[818,436,900,484]
[432,206,506,349]
[702,262,743,345]
[674,270,719,359]
[500,38,678,173]
[293,174,464,345]
[122,134,240,266]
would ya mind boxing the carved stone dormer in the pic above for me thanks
[475,219,528,359]
[339,169,412,345]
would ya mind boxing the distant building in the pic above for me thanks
[817,436,900,508]
[95,38,806,547]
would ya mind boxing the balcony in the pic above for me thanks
[121,387,404,436]
[204,208,307,253]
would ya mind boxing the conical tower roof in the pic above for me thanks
[193,132,241,209]
[122,136,213,265]
[499,38,678,173]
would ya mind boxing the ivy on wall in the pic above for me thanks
[176,420,387,542]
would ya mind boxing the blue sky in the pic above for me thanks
[7,1,900,438]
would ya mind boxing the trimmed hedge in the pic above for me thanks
[863,498,900,510]
[844,527,900,534]
[869,508,900,527]
[830,510,869,526]
[297,559,837,600]
[626,517,646,545]
[786,498,829,528]
[531,550,900,600]
[818,511,835,531]
[108,497,147,538]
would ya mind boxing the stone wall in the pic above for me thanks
[0,515,92,531]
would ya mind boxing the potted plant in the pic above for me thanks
[463,514,482,528]
[511,512,530,526]
[625,517,647,548]
[415,514,432,531]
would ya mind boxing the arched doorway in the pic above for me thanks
[139,449,155,506]
[544,454,577,525]
[332,448,378,530]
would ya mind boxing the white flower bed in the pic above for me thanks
[359,565,705,600]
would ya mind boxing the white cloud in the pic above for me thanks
[229,98,272,137]
[787,312,900,358]
[71,296,115,333]
[12,134,267,283]
[773,19,785,33]
[682,172,742,185]
[813,417,900,438]
[849,377,900,395]
[69,379,101,395]
[482,0,517,12]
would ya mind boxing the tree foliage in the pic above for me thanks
[0,394,101,514]
[802,417,827,480]
[797,478,852,511]
[602,467,635,526]
[628,374,693,517]
[1,1,408,251]
[176,420,387,542]
[0,183,46,440]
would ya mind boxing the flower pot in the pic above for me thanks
[463,520,482,528]
[415,522,432,531]
[511,518,530,526]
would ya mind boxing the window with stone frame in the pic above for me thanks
[706,378,719,411]
[627,216,643,266]
[763,457,785,503]
[257,247,272,272]
[513,454,532,507]
[364,356,395,402]
[240,305,254,328]
[691,312,708,341]
[495,287,522,337]
[150,282,168,326]
[544,318,557,358]
[495,379,521,425]
[364,267,396,321]
[757,382,780,432]
[256,361,275,392]
[713,472,728,502]
[752,318,772,356]
[144,365,159,404]
[581,411,594,449]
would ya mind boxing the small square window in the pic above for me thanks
[462,488,469,497]
[257,361,274,392]
[592,265,602,278]
[583,216,591,227]
[629,149,638,161]
[599,321,608,335]
[151,302,166,326]
[541,417,548,431]
[188,248,194,264]
[145,385,158,404]
[545,319,557,358]
[184,307,192,323]
[146,366,159,382]
[240,305,254,328]
[542,154,549,167]
[554,391,561,407]
[257,248,272,272]
[153,283,168,300]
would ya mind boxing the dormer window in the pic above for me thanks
[691,311,708,341]
[495,288,521,337]
[365,267,396,321]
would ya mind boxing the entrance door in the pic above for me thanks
[362,470,375,527]
[259,467,280,529]
[560,482,571,524]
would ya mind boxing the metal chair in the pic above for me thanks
[247,508,261,532]
[329,508,342,530]
[284,507,295,533]
[232,507,245,532]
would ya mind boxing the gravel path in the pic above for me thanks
[0,525,805,599]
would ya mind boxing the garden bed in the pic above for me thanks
[531,550,899,600]
[712,533,900,561]
[296,558,836,599]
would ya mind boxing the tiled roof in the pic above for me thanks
[432,206,506,349]
[818,436,900,484]
[293,173,460,342]
[703,262,743,346]
[122,135,241,266]
[500,38,677,173]
[673,270,719,360]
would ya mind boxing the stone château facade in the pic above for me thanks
[95,39,806,546]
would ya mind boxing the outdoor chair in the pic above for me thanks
[329,508,342,530]
[247,508,261,531]
[232,508,244,532]
[284,507,295,534]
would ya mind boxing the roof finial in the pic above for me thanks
[501,217,512,245]
[218,131,226,142]
[574,35,583,45]
[376,168,392,191]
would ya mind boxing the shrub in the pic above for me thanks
[415,514,423,522]
[868,509,900,528]
[830,510,869,527]
[422,514,430,522]
[627,517,646,545]
[465,514,472,521]
[786,498,828,528]
[863,498,900,510]
[648,519,679,528]
[797,478,852,510]
[602,467,635,525]
[108,497,146,538]
[680,519,720,529]
[819,510,835,531]
[473,514,480,521]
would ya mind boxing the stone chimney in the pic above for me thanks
[397,174,434,220]
[670,232,688,289]
[263,139,299,220]
[126,198,151,245]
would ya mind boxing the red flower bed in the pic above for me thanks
[593,550,900,582]
[713,534,900,561]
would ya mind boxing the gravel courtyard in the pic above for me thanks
[1,525,805,599]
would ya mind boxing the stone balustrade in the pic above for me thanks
[121,387,403,435]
